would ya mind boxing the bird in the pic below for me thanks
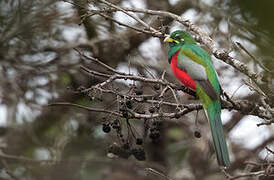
[164,30,230,167]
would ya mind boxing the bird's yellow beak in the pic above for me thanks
[164,35,174,43]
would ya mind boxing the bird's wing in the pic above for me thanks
[177,45,220,101]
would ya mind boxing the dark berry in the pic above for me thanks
[194,131,202,138]
[149,130,160,140]
[114,119,119,124]
[154,132,160,139]
[132,148,146,161]
[153,84,160,90]
[135,89,143,95]
[102,124,111,133]
[112,120,120,130]
[174,113,181,119]
[149,106,155,113]
[122,111,128,118]
[136,138,143,145]
[126,100,133,109]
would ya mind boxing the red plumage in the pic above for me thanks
[170,51,196,91]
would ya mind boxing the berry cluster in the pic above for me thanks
[102,119,122,137]
[119,100,134,118]
[134,87,143,95]
[149,120,162,142]
[100,85,166,161]
[102,123,111,133]
[102,118,146,161]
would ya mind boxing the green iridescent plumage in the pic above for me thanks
[165,30,230,167]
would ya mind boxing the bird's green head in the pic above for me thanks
[164,30,196,47]
[164,30,196,63]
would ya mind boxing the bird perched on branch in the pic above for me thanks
[164,30,230,167]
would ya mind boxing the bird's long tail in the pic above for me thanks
[206,101,230,167]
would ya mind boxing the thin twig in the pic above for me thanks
[168,85,179,106]
[222,169,270,180]
[266,146,274,154]
[75,48,122,74]
[97,0,162,37]
[145,167,173,180]
[95,12,158,37]
[47,102,122,117]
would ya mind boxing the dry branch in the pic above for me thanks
[78,0,273,122]
[51,51,273,121]
[88,0,270,96]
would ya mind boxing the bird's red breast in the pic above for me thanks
[170,51,196,91]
